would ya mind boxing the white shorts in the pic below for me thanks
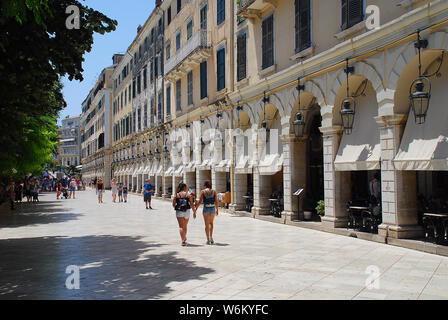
[176,209,191,219]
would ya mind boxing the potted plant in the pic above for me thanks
[316,200,325,217]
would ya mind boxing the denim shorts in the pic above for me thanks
[203,205,216,215]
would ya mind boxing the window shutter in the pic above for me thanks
[341,0,347,30]
[262,15,274,69]
[200,61,207,99]
[296,0,311,53]
[237,33,246,81]
[348,0,363,28]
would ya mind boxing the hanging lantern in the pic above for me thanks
[293,112,306,138]
[410,30,430,124]
[340,97,356,135]
[340,59,356,135]
[293,77,306,138]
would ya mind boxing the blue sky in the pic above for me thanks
[59,0,156,124]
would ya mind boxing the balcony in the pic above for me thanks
[164,30,211,82]
[237,0,277,20]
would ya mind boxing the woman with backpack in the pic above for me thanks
[173,182,196,247]
[195,181,219,245]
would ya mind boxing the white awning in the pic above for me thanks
[185,161,197,172]
[174,165,184,177]
[137,163,145,174]
[165,166,174,176]
[258,153,283,175]
[235,156,253,174]
[144,162,151,173]
[125,166,133,175]
[155,162,163,175]
[394,103,448,170]
[60,138,75,143]
[198,158,212,170]
[334,98,381,171]
[215,159,230,172]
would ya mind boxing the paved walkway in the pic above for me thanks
[0,189,447,300]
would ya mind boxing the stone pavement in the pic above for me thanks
[0,189,447,300]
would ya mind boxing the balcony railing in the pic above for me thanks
[165,29,210,76]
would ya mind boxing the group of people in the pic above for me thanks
[56,177,81,200]
[100,178,129,204]
[173,181,219,247]
[93,177,219,247]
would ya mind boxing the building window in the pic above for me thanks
[176,31,181,51]
[200,4,207,30]
[128,85,131,102]
[150,61,154,83]
[144,104,148,128]
[166,42,171,60]
[124,89,127,105]
[167,6,172,25]
[138,107,141,131]
[132,79,136,98]
[132,111,136,133]
[176,79,181,111]
[187,71,193,105]
[177,0,181,14]
[341,0,364,30]
[150,98,155,124]
[200,60,207,99]
[137,73,141,94]
[144,37,149,52]
[143,67,147,89]
[158,92,163,121]
[139,44,142,60]
[217,0,225,25]
[158,17,163,35]
[187,19,193,40]
[262,14,274,70]
[154,56,158,77]
[237,32,247,82]
[166,85,171,116]
[295,0,311,53]
[217,47,225,91]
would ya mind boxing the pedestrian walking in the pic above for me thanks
[195,181,219,245]
[96,179,104,203]
[118,183,123,202]
[122,184,128,203]
[32,180,40,202]
[111,178,118,203]
[143,179,154,210]
[69,178,77,199]
[15,180,23,203]
[24,179,32,203]
[173,182,196,246]
[6,180,15,211]
[56,181,62,199]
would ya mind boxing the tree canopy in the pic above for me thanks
[0,0,117,178]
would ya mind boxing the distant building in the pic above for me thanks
[80,65,116,188]
[58,115,81,167]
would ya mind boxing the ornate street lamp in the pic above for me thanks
[261,91,270,132]
[410,30,431,124]
[340,59,356,135]
[293,77,306,138]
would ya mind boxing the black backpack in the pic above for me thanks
[175,194,191,212]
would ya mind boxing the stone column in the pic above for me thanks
[282,134,307,221]
[252,129,270,216]
[230,173,247,211]
[319,126,350,229]
[376,114,421,239]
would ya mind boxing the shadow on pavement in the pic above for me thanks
[0,235,215,300]
[0,201,80,228]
